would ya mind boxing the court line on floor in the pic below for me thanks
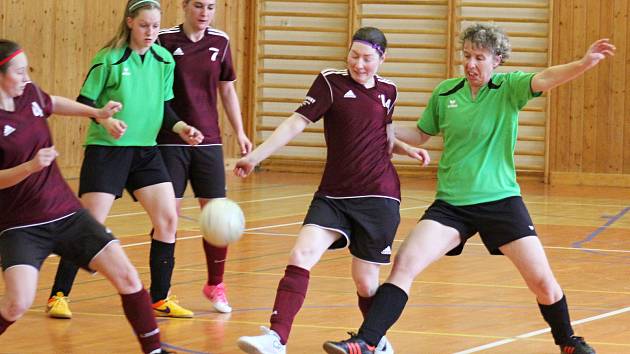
[572,206,630,248]
[453,306,630,353]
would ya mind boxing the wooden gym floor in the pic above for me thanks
[1,171,629,353]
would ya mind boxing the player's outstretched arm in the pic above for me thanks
[531,38,616,93]
[234,113,309,177]
[0,146,58,189]
[51,96,127,139]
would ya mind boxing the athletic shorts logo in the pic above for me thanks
[31,102,44,117]
[447,99,458,108]
[381,246,392,255]
[528,225,535,231]
[3,125,16,137]
[344,90,356,98]
[173,47,184,56]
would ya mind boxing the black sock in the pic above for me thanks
[358,283,408,346]
[149,239,175,303]
[538,295,574,345]
[50,258,80,298]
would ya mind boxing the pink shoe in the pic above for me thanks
[202,282,232,313]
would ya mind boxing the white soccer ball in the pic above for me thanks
[199,198,245,247]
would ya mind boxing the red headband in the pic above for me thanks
[0,49,23,67]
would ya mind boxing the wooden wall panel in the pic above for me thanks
[549,0,630,186]
[1,0,249,177]
[254,0,551,177]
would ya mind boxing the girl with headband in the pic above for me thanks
[157,0,253,314]
[46,0,202,320]
[234,27,430,354]
[0,39,173,353]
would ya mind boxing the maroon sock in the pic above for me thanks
[203,240,228,286]
[270,265,310,345]
[358,293,374,319]
[121,289,161,354]
[0,313,15,335]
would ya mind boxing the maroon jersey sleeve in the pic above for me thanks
[30,83,54,118]
[295,73,333,123]
[381,79,397,124]
[219,42,236,82]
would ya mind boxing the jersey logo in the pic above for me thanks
[447,99,458,108]
[343,90,356,98]
[381,246,392,255]
[31,102,44,117]
[209,47,220,61]
[300,96,316,107]
[379,94,391,110]
[3,125,16,137]
[173,47,184,56]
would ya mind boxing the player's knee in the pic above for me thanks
[391,254,420,278]
[113,265,142,293]
[288,246,321,268]
[354,277,378,297]
[529,276,560,301]
[154,212,178,236]
[3,298,32,320]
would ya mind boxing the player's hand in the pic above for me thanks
[97,118,127,139]
[233,156,256,178]
[405,146,430,166]
[26,146,59,173]
[386,124,395,156]
[581,39,616,69]
[97,100,123,119]
[179,125,204,145]
[237,132,253,156]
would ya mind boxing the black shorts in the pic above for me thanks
[0,209,117,271]
[303,196,400,264]
[420,196,538,256]
[79,146,172,199]
[159,145,226,199]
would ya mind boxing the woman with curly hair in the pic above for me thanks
[324,23,615,354]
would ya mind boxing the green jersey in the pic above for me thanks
[80,45,175,146]
[419,71,541,205]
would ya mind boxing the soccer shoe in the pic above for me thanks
[560,336,596,354]
[46,292,72,319]
[375,336,394,354]
[237,326,286,354]
[323,333,376,354]
[152,295,194,318]
[149,349,177,354]
[202,282,232,313]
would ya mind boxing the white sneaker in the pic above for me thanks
[376,336,394,354]
[237,326,286,354]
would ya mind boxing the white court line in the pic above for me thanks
[453,307,630,354]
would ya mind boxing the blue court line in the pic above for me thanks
[571,206,630,249]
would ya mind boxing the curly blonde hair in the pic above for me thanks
[460,23,511,64]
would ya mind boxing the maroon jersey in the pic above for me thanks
[295,69,401,200]
[0,83,81,232]
[157,25,236,145]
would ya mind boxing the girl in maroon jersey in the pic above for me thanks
[0,40,173,354]
[157,0,253,314]
[233,27,429,354]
